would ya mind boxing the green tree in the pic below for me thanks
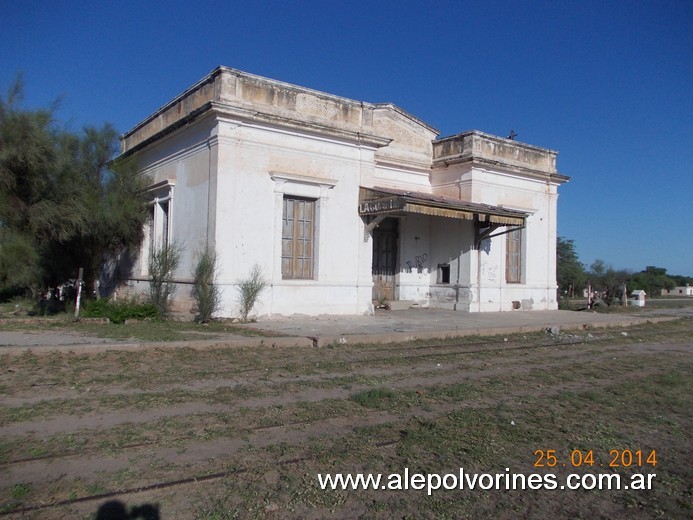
[670,274,693,287]
[0,79,57,294]
[589,259,630,306]
[0,78,148,298]
[630,266,675,296]
[556,237,586,297]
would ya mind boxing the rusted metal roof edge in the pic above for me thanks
[358,187,526,226]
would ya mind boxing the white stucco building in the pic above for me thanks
[119,67,569,317]
[661,285,693,296]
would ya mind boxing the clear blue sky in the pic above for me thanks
[2,0,692,276]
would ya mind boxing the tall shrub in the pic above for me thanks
[192,248,221,323]
[148,243,181,317]
[0,78,149,296]
[237,264,266,321]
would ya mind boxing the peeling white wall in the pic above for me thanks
[120,69,566,317]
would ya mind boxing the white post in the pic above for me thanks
[74,267,84,318]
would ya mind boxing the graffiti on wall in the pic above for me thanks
[405,253,428,274]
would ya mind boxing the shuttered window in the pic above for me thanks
[506,228,522,283]
[282,197,315,279]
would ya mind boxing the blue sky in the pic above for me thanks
[2,0,692,276]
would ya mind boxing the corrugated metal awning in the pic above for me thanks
[358,187,526,226]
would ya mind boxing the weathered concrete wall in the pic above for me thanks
[120,67,567,317]
[427,218,474,311]
[396,215,475,310]
[122,67,390,156]
[434,166,561,312]
[372,104,436,171]
[230,72,366,132]
[428,131,567,312]
[118,113,218,315]
[121,75,219,154]
[211,119,375,316]
[369,105,437,193]
[433,130,558,177]
[397,215,431,303]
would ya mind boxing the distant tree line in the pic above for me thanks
[557,237,692,305]
[0,77,148,301]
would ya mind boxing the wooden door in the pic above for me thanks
[372,218,398,302]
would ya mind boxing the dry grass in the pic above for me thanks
[0,319,690,519]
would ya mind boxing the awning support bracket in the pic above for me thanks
[363,214,387,242]
[475,222,525,248]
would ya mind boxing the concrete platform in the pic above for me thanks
[0,307,685,354]
[239,308,679,347]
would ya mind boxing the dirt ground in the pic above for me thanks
[0,319,691,519]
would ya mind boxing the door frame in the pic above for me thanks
[371,217,399,303]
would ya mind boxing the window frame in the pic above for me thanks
[140,180,175,275]
[270,171,337,283]
[505,227,523,284]
[281,196,316,280]
[437,263,451,284]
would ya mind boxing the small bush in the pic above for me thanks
[148,243,181,317]
[558,298,583,311]
[192,248,221,323]
[237,264,266,321]
[82,299,159,324]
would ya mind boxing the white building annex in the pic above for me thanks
[119,66,569,317]
[661,286,693,297]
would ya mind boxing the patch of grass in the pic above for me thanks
[11,483,30,500]
[430,381,484,400]
[194,498,238,520]
[82,298,160,324]
[350,388,397,409]
[0,483,31,515]
[0,316,273,342]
